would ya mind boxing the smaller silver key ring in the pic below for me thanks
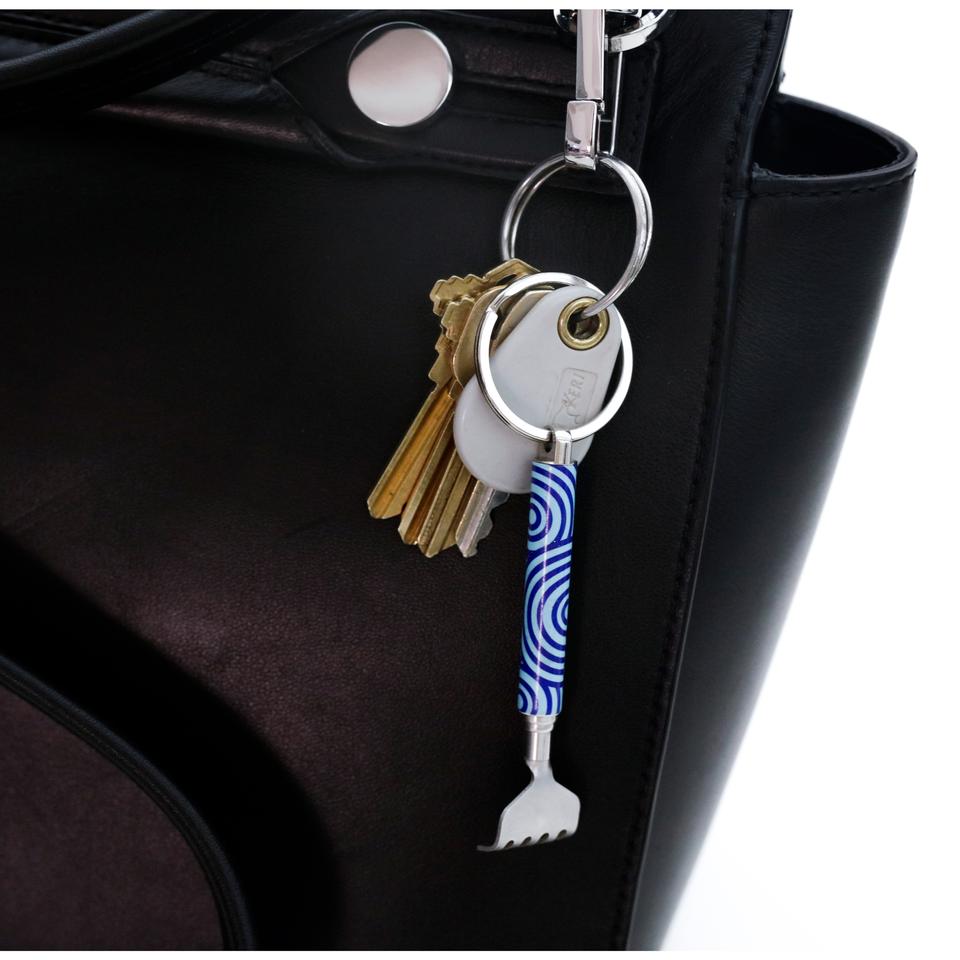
[499,153,653,319]
[474,272,634,445]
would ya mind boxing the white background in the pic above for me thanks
[663,5,959,952]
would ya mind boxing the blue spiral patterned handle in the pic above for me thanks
[517,460,577,717]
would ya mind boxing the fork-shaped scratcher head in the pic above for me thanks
[480,457,581,851]
[478,716,580,851]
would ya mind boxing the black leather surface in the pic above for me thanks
[0,684,222,948]
[0,11,281,119]
[0,10,914,949]
[0,10,655,183]
[630,94,916,947]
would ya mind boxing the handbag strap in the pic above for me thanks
[0,10,286,120]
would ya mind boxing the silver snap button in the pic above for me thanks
[347,23,453,128]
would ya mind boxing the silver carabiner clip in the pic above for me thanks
[560,9,673,166]
[563,9,606,170]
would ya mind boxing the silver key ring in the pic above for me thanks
[499,153,653,319]
[473,272,634,445]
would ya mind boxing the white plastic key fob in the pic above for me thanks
[454,284,622,494]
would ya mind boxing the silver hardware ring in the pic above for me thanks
[474,272,634,445]
[499,152,653,319]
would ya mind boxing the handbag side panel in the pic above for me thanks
[631,93,916,946]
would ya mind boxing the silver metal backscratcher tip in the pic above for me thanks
[479,716,580,851]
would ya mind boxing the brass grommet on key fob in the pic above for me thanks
[557,296,609,350]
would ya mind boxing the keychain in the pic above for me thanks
[368,8,665,559]
[366,8,666,845]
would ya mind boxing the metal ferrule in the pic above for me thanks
[524,714,556,766]
[546,429,575,465]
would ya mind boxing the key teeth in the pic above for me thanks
[429,274,486,315]
[373,260,540,556]
[429,259,537,315]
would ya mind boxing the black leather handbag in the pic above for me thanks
[0,9,915,949]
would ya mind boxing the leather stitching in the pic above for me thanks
[610,11,777,949]
[749,169,915,198]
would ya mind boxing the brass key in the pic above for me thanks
[449,288,550,557]
[367,260,536,552]
[411,286,552,556]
